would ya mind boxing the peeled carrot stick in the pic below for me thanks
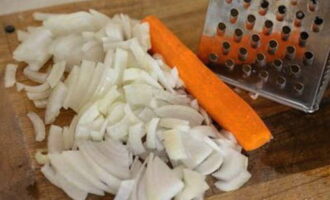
[143,16,272,151]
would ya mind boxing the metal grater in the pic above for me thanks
[198,0,330,112]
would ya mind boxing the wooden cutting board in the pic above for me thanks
[0,0,330,199]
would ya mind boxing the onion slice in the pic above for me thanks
[23,68,48,83]
[47,61,66,87]
[45,82,67,124]
[4,64,18,88]
[27,111,46,142]
[48,125,64,153]
[214,170,251,192]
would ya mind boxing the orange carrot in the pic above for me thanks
[143,16,272,151]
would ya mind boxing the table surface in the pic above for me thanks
[0,0,329,199]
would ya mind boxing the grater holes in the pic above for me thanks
[276,5,287,22]
[208,53,218,63]
[217,22,226,36]
[230,8,239,24]
[243,0,251,9]
[299,31,309,47]
[273,59,283,71]
[303,51,314,66]
[259,0,269,16]
[263,20,273,35]
[268,40,278,55]
[281,26,291,41]
[238,47,248,61]
[234,28,243,43]
[295,11,305,27]
[308,0,319,12]
[222,41,231,55]
[286,46,296,60]
[293,82,304,95]
[242,64,252,77]
[290,64,301,77]
[312,16,324,32]
[259,70,269,82]
[276,76,286,89]
[225,59,235,71]
[256,53,266,67]
[251,34,260,48]
[246,14,256,30]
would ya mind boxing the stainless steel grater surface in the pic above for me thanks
[198,0,330,112]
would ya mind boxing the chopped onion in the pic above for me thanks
[27,111,46,142]
[79,143,122,192]
[23,67,48,83]
[33,99,48,109]
[48,153,105,195]
[48,125,64,153]
[175,169,209,200]
[26,90,50,100]
[78,140,130,179]
[162,129,187,160]
[195,151,223,175]
[173,165,185,179]
[212,148,248,181]
[4,64,18,88]
[124,83,153,106]
[35,148,49,164]
[17,30,29,41]
[181,133,212,169]
[62,151,111,193]
[128,123,146,155]
[159,118,189,129]
[13,28,52,71]
[45,82,67,124]
[41,163,88,200]
[114,180,136,200]
[146,118,160,149]
[214,170,251,192]
[132,22,151,51]
[155,105,204,127]
[146,156,184,200]
[16,82,26,92]
[24,82,50,93]
[47,61,66,87]
[123,68,161,89]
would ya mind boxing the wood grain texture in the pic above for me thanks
[0,0,329,199]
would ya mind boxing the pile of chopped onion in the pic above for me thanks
[5,10,251,200]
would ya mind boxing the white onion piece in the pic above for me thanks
[162,129,187,160]
[98,140,132,169]
[181,133,212,169]
[195,151,223,175]
[97,86,121,115]
[199,108,212,125]
[26,90,50,100]
[146,118,160,149]
[24,82,50,93]
[113,14,132,39]
[159,118,189,129]
[17,30,29,41]
[51,34,84,68]
[112,48,128,85]
[130,157,143,178]
[47,61,66,88]
[79,143,122,192]
[41,163,88,200]
[212,148,248,181]
[45,82,67,124]
[33,99,48,109]
[190,126,218,139]
[48,153,105,195]
[104,22,124,42]
[4,64,18,88]
[69,60,96,111]
[107,102,125,124]
[48,125,64,153]
[216,138,242,152]
[155,105,204,127]
[104,49,114,67]
[128,123,146,155]
[215,170,251,192]
[23,68,47,83]
[63,65,80,109]
[114,180,136,200]
[175,169,209,200]
[152,89,191,105]
[13,28,52,71]
[43,12,99,35]
[78,140,130,179]
[173,165,185,179]
[124,83,152,106]
[146,156,184,200]
[124,104,140,124]
[132,22,151,51]
[34,148,49,164]
[16,82,26,92]
[89,9,111,29]
[27,112,46,142]
[190,99,199,110]
[78,103,100,125]
[138,107,156,123]
[62,151,111,193]
[123,68,162,89]
[107,116,130,141]
[63,115,78,150]
[78,63,104,108]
